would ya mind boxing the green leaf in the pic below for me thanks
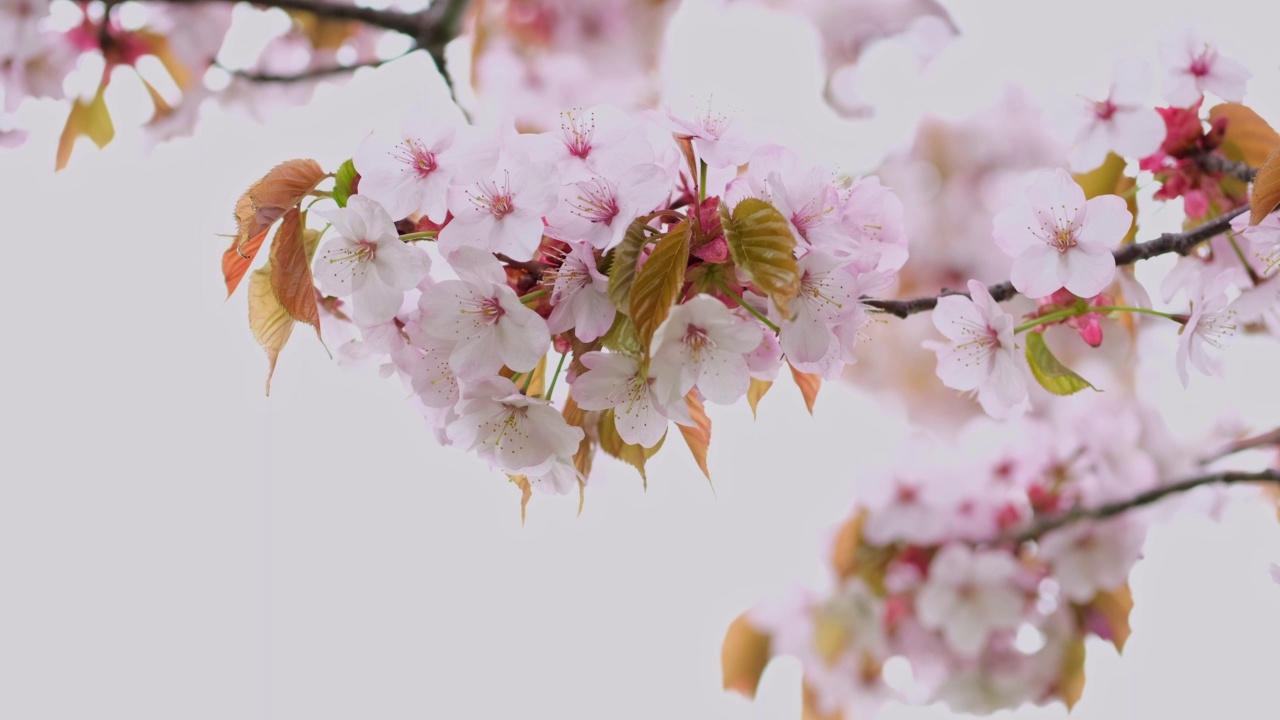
[332,158,357,208]
[598,409,665,488]
[600,313,643,357]
[629,220,690,349]
[607,219,654,314]
[1025,332,1097,395]
[721,198,800,318]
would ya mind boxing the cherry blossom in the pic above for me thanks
[1038,518,1147,603]
[438,150,560,260]
[544,163,669,250]
[314,196,433,326]
[915,544,1024,657]
[840,176,909,272]
[993,168,1131,299]
[353,113,498,223]
[526,459,582,496]
[1231,212,1280,273]
[650,295,762,408]
[545,241,616,342]
[1159,30,1251,105]
[1175,270,1238,387]
[0,0,50,63]
[1060,62,1164,171]
[571,351,670,448]
[925,280,1027,418]
[777,251,860,374]
[398,319,460,409]
[447,376,584,476]
[418,247,550,378]
[659,99,750,169]
[533,105,657,182]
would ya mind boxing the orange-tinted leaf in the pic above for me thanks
[676,391,712,482]
[830,510,865,581]
[562,393,596,485]
[1057,636,1087,710]
[1210,103,1280,168]
[508,474,532,525]
[268,208,321,335]
[56,82,114,171]
[248,263,294,395]
[747,378,772,419]
[135,30,193,89]
[288,10,360,50]
[1250,145,1280,226]
[790,363,821,414]
[722,198,801,318]
[721,613,772,698]
[1084,583,1134,653]
[223,159,327,297]
[802,683,844,720]
[629,220,690,349]
[598,409,664,488]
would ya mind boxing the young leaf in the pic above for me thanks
[562,393,596,485]
[629,221,690,348]
[56,82,114,171]
[789,363,821,414]
[606,219,653,314]
[1057,636,1087,710]
[1025,331,1097,395]
[1082,583,1134,654]
[598,409,665,487]
[677,392,712,482]
[268,208,320,336]
[747,378,772,419]
[223,159,328,297]
[1209,103,1280,167]
[721,198,801,318]
[1250,145,1280,226]
[508,474,533,525]
[248,263,295,395]
[721,613,772,698]
[332,158,357,208]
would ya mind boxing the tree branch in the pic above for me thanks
[864,205,1253,318]
[219,55,399,83]
[1195,152,1258,183]
[1199,428,1280,466]
[1003,469,1280,544]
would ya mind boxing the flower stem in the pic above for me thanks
[544,351,568,401]
[521,367,536,394]
[1226,233,1263,285]
[1014,304,1182,334]
[399,231,437,242]
[698,160,708,204]
[719,280,780,334]
[520,288,550,304]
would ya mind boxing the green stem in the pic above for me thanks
[699,160,708,204]
[1226,234,1262,285]
[521,368,536,394]
[1015,305,1182,334]
[544,351,568,401]
[520,288,550,304]
[399,231,437,242]
[719,280,780,334]
[509,371,524,385]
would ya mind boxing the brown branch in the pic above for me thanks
[219,55,401,83]
[1003,469,1280,544]
[1195,152,1258,183]
[864,205,1253,318]
[1200,428,1280,466]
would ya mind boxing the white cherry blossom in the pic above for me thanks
[650,295,762,408]
[1159,30,1251,105]
[1038,518,1147,603]
[993,168,1131,299]
[418,247,550,378]
[571,352,670,448]
[544,163,669,250]
[925,280,1027,419]
[545,241,616,342]
[1061,62,1164,172]
[533,104,656,182]
[658,98,750,169]
[915,544,1024,657]
[1175,270,1237,387]
[438,150,560,260]
[314,196,432,326]
[447,376,584,476]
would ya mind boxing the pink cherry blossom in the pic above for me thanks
[353,113,498,223]
[446,376,584,476]
[926,280,1027,419]
[545,242,616,343]
[1175,270,1237,387]
[840,176,909,272]
[571,351,670,448]
[659,98,750,169]
[1038,518,1146,603]
[915,544,1024,657]
[777,251,859,375]
[438,150,560,260]
[1062,62,1164,171]
[418,247,550,378]
[650,295,762,407]
[1231,212,1280,274]
[993,168,1131,298]
[544,163,669,250]
[398,319,460,409]
[314,196,433,326]
[1159,30,1251,105]
[0,0,50,63]
[534,105,656,182]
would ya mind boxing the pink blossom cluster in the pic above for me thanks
[316,102,907,494]
[741,396,1172,717]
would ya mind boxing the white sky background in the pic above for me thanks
[2,0,1280,718]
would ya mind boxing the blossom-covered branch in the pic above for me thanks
[1005,468,1280,544]
[865,204,1252,318]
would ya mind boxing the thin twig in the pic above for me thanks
[220,55,400,83]
[1003,469,1280,544]
[1199,428,1280,466]
[865,205,1253,318]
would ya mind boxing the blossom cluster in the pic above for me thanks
[728,396,1177,717]
[303,101,907,494]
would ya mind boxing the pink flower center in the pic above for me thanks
[561,109,595,159]
[469,171,516,219]
[1189,53,1212,78]
[394,138,438,179]
[568,178,620,225]
[1093,99,1117,121]
[791,196,835,239]
[471,296,505,325]
[895,483,920,505]
[683,324,714,356]
[697,103,732,140]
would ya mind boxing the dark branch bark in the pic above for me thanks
[1200,428,1280,465]
[864,205,1253,318]
[1195,152,1258,183]
[220,55,399,83]
[1002,469,1280,544]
